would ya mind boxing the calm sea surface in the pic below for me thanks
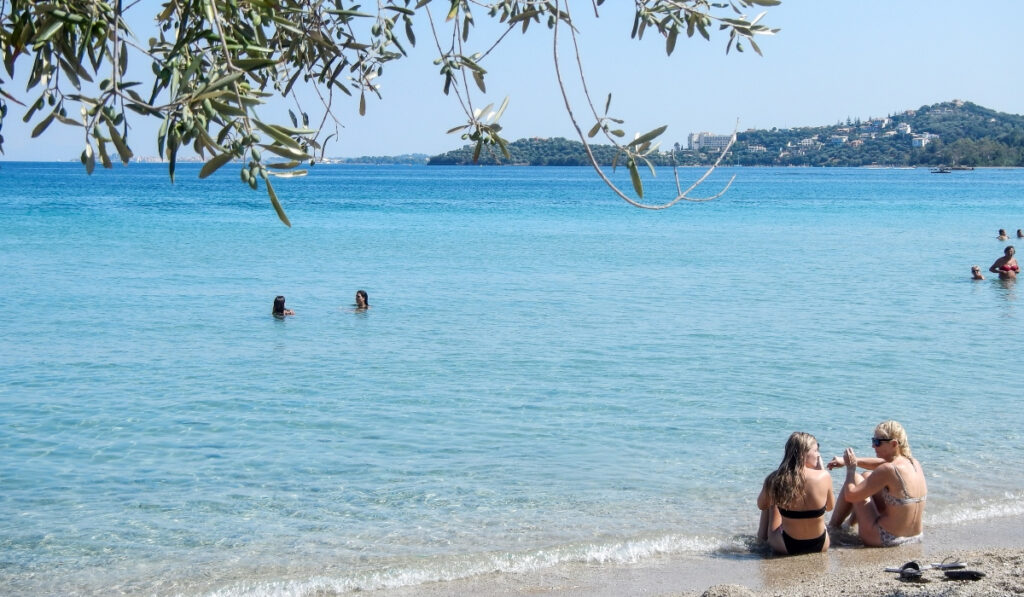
[1,163,1022,595]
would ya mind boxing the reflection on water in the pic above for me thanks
[996,277,1017,303]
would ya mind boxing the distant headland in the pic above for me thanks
[119,100,1024,168]
[336,100,1024,168]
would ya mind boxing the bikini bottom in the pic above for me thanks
[782,530,827,555]
[877,524,924,547]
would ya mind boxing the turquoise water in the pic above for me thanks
[1,163,1022,595]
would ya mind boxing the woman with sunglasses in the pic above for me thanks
[827,420,926,547]
[757,432,835,555]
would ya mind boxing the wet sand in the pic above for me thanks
[369,515,1024,596]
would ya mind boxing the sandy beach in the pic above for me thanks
[370,515,1024,597]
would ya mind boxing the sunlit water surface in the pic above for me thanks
[1,163,1022,595]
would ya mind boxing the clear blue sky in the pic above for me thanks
[3,1,1022,161]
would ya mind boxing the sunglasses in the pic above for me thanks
[871,437,892,447]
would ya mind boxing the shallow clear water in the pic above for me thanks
[1,163,1022,595]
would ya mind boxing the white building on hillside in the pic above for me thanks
[688,132,733,151]
[912,133,939,148]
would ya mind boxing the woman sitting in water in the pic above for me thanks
[757,432,835,555]
[1017,229,1023,239]
[272,295,295,317]
[971,265,985,280]
[827,420,926,547]
[989,245,1019,279]
[998,229,1009,241]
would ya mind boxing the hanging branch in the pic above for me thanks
[552,0,737,209]
[1,0,779,224]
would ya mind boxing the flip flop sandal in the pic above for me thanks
[885,560,927,573]
[898,561,925,581]
[931,556,966,570]
[945,570,986,581]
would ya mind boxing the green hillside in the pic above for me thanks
[427,101,1024,167]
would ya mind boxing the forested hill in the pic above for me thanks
[426,101,1024,167]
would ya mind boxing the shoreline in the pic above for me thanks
[366,514,1024,597]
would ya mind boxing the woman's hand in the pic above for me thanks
[826,456,844,470]
[843,447,858,469]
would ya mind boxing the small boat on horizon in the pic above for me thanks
[931,166,952,174]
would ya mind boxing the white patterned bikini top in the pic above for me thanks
[882,459,926,506]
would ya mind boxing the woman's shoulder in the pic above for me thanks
[888,457,922,477]
[868,461,899,481]
[805,468,831,483]
[875,460,899,473]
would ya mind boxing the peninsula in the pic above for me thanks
[421,100,1024,168]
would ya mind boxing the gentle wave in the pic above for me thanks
[929,492,1024,525]
[205,534,727,596]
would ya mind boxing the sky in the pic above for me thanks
[3,0,1023,161]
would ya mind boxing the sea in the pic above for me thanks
[1,162,1022,596]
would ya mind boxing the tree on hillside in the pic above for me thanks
[0,0,779,225]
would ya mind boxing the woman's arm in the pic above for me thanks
[852,457,885,471]
[990,258,1004,274]
[828,455,884,470]
[757,478,771,511]
[842,448,889,502]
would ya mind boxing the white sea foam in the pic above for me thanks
[203,534,728,596]
[203,497,1024,597]
[928,492,1024,525]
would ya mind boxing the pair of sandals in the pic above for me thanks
[887,558,986,582]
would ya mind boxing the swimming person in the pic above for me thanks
[998,229,1009,241]
[989,245,1019,279]
[757,432,835,555]
[971,265,985,280]
[355,290,369,310]
[1017,229,1023,239]
[272,295,295,317]
[827,421,926,547]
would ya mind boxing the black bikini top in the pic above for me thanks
[778,506,826,519]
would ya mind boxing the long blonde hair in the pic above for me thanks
[765,432,816,506]
[876,420,913,459]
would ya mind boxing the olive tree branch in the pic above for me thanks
[553,0,735,209]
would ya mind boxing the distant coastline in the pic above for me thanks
[424,99,1024,169]
[7,99,1024,169]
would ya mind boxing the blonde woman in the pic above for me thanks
[827,421,926,547]
[757,432,835,555]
